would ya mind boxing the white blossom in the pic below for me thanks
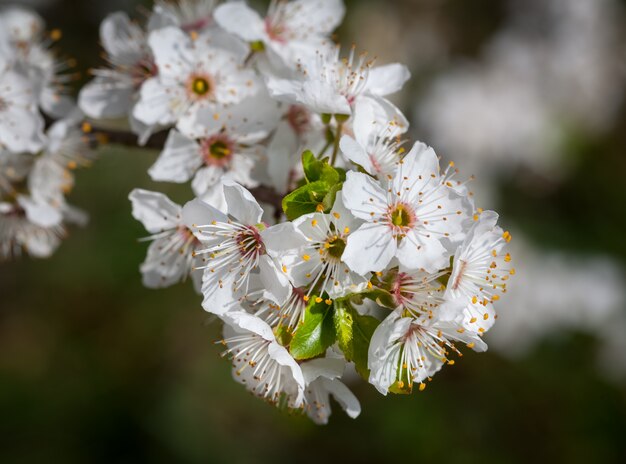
[341,142,473,274]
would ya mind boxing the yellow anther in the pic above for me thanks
[419,383,426,391]
[315,297,323,303]
[333,212,340,219]
[302,254,310,261]
[343,227,350,234]
[311,219,318,227]
[81,122,92,133]
[471,296,478,304]
[50,29,62,41]
[282,265,287,273]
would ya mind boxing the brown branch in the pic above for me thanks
[91,125,285,216]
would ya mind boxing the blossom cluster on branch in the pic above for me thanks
[0,7,96,259]
[1,0,515,424]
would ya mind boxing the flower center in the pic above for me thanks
[200,135,235,167]
[187,74,214,100]
[324,235,346,260]
[192,77,211,95]
[236,226,266,259]
[389,203,415,229]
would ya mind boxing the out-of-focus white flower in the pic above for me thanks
[0,64,45,153]
[0,6,76,118]
[341,143,472,274]
[129,189,211,291]
[133,26,257,132]
[215,0,345,70]
[418,0,624,178]
[148,0,217,33]
[487,236,626,360]
[79,12,156,141]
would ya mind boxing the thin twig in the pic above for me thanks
[90,125,285,215]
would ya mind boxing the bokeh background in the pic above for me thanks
[2,0,626,462]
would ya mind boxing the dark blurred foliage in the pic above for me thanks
[1,0,626,463]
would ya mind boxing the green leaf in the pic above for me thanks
[350,311,380,379]
[282,180,329,220]
[333,301,354,357]
[290,297,336,360]
[322,182,343,212]
[333,302,381,379]
[301,150,340,185]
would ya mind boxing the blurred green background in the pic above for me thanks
[1,0,626,462]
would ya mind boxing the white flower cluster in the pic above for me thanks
[79,0,514,423]
[0,6,96,260]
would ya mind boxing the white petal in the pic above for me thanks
[320,377,361,419]
[397,230,450,273]
[301,357,345,383]
[368,311,411,395]
[129,189,181,233]
[133,77,183,126]
[149,130,202,182]
[343,222,396,274]
[341,171,388,220]
[78,75,135,119]
[148,26,193,78]
[283,0,346,36]
[258,254,291,304]
[213,2,266,42]
[339,135,373,173]
[365,63,411,96]
[223,181,263,225]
